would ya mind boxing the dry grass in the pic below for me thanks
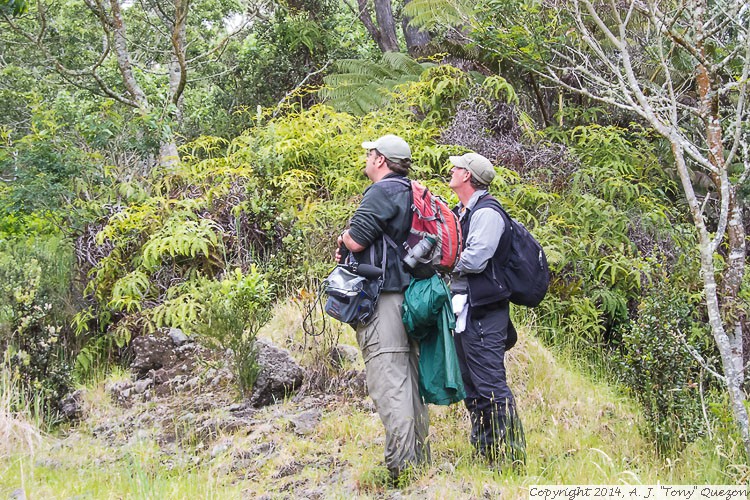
[0,410,44,459]
[0,367,46,459]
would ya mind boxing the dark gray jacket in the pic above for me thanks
[348,173,413,292]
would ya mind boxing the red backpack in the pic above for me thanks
[384,178,463,275]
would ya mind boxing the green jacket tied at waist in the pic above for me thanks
[402,275,466,405]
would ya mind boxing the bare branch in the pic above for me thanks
[738,137,750,186]
[184,15,253,65]
[684,341,724,382]
[578,0,622,50]
[151,0,173,29]
[136,0,171,39]
[272,60,333,117]
[82,0,109,28]
[723,35,750,168]
[638,0,708,67]
[187,65,240,83]
[91,70,139,107]
[709,168,731,253]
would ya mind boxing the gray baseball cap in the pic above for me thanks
[362,134,411,162]
[449,152,495,185]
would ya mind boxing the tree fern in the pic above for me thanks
[380,51,426,75]
[402,0,474,30]
[320,53,434,115]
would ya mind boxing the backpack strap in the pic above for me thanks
[383,233,406,260]
[378,176,411,189]
[372,236,387,276]
[470,193,513,265]
[378,176,412,260]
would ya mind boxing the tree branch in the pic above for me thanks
[272,60,333,116]
[184,12,254,65]
[2,4,139,108]
[723,33,750,168]
[684,341,724,382]
[108,0,149,109]
[169,0,188,107]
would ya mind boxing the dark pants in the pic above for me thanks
[454,302,526,464]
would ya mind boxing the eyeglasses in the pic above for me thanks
[450,166,467,173]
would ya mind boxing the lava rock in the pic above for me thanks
[249,339,304,407]
[59,389,85,421]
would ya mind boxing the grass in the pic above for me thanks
[1,303,748,498]
[0,363,46,460]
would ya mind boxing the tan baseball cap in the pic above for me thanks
[449,152,495,185]
[362,134,411,162]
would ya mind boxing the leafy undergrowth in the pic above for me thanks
[1,304,746,499]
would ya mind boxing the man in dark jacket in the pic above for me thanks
[336,134,429,478]
[448,152,526,465]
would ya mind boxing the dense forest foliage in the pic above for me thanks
[1,0,748,467]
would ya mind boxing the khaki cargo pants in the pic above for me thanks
[357,292,430,475]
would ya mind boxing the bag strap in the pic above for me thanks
[303,277,330,338]
[347,235,388,277]
[378,176,413,260]
[375,236,387,277]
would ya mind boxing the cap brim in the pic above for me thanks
[449,155,468,168]
[362,141,377,150]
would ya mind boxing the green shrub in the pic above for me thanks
[615,275,713,453]
[0,96,104,217]
[194,268,273,396]
[0,234,75,417]
[527,125,694,350]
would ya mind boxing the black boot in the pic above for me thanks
[504,402,527,467]
[471,398,527,468]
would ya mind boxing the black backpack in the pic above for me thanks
[496,205,549,307]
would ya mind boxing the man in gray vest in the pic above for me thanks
[448,152,526,466]
[336,134,430,479]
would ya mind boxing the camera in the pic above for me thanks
[403,236,436,269]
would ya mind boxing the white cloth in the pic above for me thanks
[452,293,468,333]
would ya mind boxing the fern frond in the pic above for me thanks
[324,72,384,87]
[141,217,223,271]
[403,0,474,30]
[333,59,400,79]
[321,53,433,115]
[381,51,425,74]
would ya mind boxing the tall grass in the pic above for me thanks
[0,360,45,459]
